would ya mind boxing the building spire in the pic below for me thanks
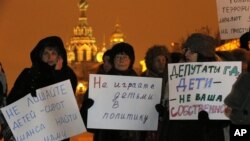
[78,0,88,26]
[66,0,98,63]
[110,19,125,47]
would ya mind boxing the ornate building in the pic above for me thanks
[66,0,100,98]
[110,22,125,47]
[66,0,98,63]
[66,0,126,99]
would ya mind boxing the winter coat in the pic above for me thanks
[224,72,250,124]
[5,36,77,141]
[80,68,139,141]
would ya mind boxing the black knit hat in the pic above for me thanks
[240,32,250,51]
[184,33,217,57]
[110,42,135,69]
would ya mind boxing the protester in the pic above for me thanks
[81,42,140,141]
[141,45,170,141]
[0,62,7,107]
[164,33,228,141]
[0,62,7,140]
[224,71,250,125]
[107,42,139,141]
[6,36,77,141]
[224,69,250,125]
[96,49,112,74]
[239,31,250,51]
[224,31,250,125]
[143,45,170,105]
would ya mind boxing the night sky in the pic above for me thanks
[0,0,219,89]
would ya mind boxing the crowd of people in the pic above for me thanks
[0,31,249,141]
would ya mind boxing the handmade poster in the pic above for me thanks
[168,62,241,120]
[216,0,250,39]
[0,80,86,141]
[87,74,162,130]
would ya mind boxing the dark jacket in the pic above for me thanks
[5,36,77,141]
[7,36,77,104]
[224,72,250,124]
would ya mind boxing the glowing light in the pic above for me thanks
[140,60,147,72]
[77,82,87,95]
[96,52,104,63]
[216,39,240,51]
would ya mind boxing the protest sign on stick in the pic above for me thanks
[87,74,162,130]
[0,80,86,141]
[168,62,241,120]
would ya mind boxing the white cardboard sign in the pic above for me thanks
[1,80,86,141]
[216,0,250,39]
[87,74,162,130]
[168,62,241,120]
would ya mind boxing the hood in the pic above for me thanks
[145,45,169,76]
[30,36,67,68]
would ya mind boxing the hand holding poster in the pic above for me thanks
[168,62,241,120]
[87,74,162,130]
[0,80,86,141]
[216,0,250,39]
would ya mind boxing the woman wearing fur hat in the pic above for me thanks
[166,33,227,141]
[183,33,218,62]
[104,42,139,141]
[5,36,77,141]
[107,42,137,76]
[141,45,170,141]
[80,42,139,141]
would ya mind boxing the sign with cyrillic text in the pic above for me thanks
[87,74,162,130]
[0,80,86,141]
[216,0,250,39]
[168,62,241,120]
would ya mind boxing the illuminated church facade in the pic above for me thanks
[66,0,125,96]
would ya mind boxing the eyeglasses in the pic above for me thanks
[115,55,130,61]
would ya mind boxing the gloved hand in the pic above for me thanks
[198,110,209,122]
[85,98,94,109]
[155,104,165,116]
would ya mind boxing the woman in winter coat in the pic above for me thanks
[6,36,77,141]
[165,33,228,141]
[141,45,170,141]
[224,71,250,125]
[81,42,139,141]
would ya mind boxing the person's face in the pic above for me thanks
[114,53,131,71]
[103,55,112,73]
[242,61,248,72]
[184,48,198,62]
[42,47,59,66]
[153,55,166,73]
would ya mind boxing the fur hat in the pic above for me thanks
[184,33,217,57]
[145,45,169,73]
[110,42,135,69]
[240,32,250,51]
